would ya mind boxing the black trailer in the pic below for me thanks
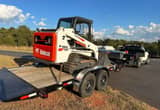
[0,62,112,101]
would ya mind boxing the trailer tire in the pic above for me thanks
[96,70,108,91]
[79,73,96,97]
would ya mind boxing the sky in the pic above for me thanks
[0,0,160,42]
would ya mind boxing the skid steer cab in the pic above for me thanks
[33,16,98,66]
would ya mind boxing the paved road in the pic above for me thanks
[109,59,160,109]
[0,50,160,108]
[0,50,32,57]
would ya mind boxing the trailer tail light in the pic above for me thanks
[125,50,128,54]
[20,92,37,100]
[20,95,29,100]
[63,81,72,86]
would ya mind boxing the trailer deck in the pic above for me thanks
[9,66,73,89]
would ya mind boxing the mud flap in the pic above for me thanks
[0,68,36,101]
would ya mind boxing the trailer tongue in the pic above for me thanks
[0,66,73,101]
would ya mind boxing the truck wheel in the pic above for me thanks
[136,61,141,68]
[96,70,108,91]
[114,64,123,72]
[79,73,96,97]
[145,59,150,64]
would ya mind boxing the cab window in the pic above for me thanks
[75,23,89,40]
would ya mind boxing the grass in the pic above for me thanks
[0,45,32,53]
[0,88,157,110]
[104,87,157,110]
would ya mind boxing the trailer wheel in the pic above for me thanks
[96,70,108,91]
[79,73,96,97]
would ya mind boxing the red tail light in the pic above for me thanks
[20,93,37,100]
[125,50,128,54]
[20,95,29,100]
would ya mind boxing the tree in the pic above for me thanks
[158,40,160,56]
[0,25,33,46]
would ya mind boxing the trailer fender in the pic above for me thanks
[73,66,109,92]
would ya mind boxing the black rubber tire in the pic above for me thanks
[136,61,141,68]
[79,73,96,97]
[145,59,150,64]
[114,64,122,72]
[96,70,108,91]
[63,53,96,74]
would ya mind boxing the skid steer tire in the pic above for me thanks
[96,70,108,91]
[63,53,96,74]
[79,73,96,97]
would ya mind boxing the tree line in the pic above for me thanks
[0,25,159,57]
[0,25,33,46]
[94,39,160,57]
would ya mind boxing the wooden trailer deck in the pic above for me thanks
[8,66,73,89]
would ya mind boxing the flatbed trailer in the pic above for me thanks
[0,64,112,101]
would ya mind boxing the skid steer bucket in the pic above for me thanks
[0,68,35,101]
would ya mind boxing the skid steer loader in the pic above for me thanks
[34,16,100,73]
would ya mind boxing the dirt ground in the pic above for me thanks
[0,87,157,110]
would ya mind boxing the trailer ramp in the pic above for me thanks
[0,68,35,101]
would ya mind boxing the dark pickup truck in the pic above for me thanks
[119,45,150,67]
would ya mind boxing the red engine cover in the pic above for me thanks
[33,32,57,62]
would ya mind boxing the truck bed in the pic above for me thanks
[9,66,73,89]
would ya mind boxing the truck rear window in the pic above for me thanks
[34,36,52,46]
[120,46,145,52]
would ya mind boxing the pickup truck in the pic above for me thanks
[119,45,150,67]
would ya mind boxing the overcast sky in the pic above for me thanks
[0,0,160,42]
